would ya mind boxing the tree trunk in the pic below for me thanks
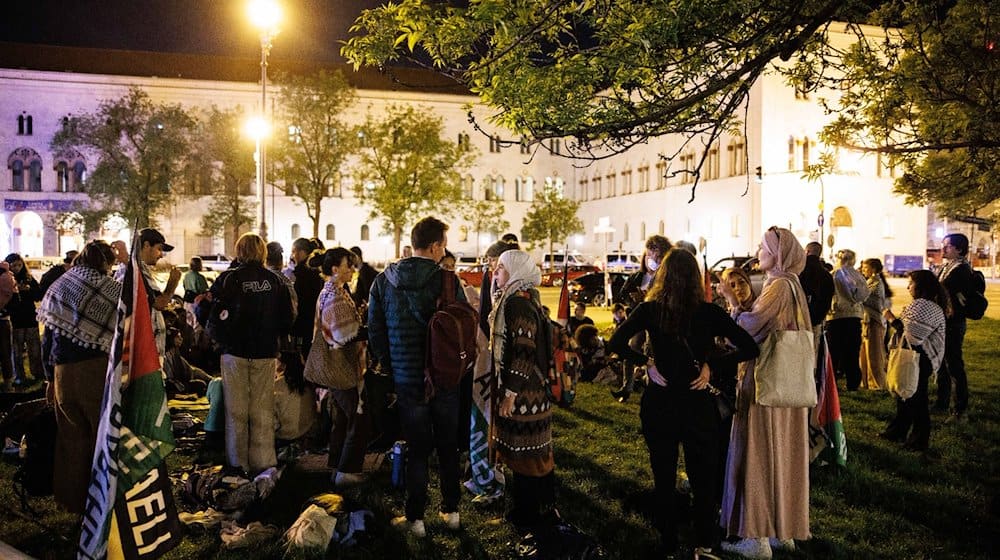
[393,225,403,259]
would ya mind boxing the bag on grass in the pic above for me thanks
[13,402,56,497]
[887,335,920,400]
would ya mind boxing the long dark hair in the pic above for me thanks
[909,269,952,317]
[4,253,27,282]
[646,248,704,335]
[863,258,893,299]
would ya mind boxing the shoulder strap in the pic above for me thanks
[439,270,457,307]
[784,278,808,330]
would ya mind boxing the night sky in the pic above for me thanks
[0,0,385,62]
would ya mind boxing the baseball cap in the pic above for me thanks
[138,228,174,252]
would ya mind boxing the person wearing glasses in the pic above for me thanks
[827,249,870,391]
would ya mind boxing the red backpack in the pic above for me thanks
[424,270,479,397]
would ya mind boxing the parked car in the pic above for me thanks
[707,255,765,307]
[568,271,629,306]
[540,264,600,287]
[541,252,588,271]
[604,252,641,273]
[457,263,487,288]
[196,254,232,272]
[455,256,480,271]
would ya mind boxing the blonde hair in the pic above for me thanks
[235,233,266,264]
[838,249,857,267]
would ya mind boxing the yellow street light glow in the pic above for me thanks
[247,0,282,32]
[245,116,270,140]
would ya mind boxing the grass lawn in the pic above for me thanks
[1,284,997,559]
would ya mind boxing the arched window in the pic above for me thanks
[640,222,646,241]
[483,175,494,201]
[11,160,24,191]
[623,222,630,242]
[360,224,370,241]
[29,160,41,191]
[326,224,335,241]
[492,175,505,200]
[658,220,665,235]
[8,148,42,192]
[56,162,69,192]
[462,175,474,200]
[291,223,301,238]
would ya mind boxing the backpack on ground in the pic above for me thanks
[13,401,56,498]
[424,270,478,397]
[964,267,988,320]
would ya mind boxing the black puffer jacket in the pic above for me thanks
[202,263,295,359]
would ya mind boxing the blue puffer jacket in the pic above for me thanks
[368,257,466,389]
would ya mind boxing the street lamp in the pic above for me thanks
[244,116,270,238]
[594,217,616,307]
[247,0,282,240]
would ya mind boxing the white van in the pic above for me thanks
[541,252,587,271]
[605,252,641,273]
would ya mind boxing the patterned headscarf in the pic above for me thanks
[488,250,542,389]
[760,226,807,287]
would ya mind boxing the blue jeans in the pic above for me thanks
[396,384,460,521]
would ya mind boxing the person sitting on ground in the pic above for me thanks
[612,303,627,327]
[163,327,214,398]
[567,302,595,337]
[574,324,611,383]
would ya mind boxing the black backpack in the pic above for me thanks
[14,404,57,498]
[963,267,988,320]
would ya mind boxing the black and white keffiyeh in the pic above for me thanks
[37,265,122,353]
[901,298,946,371]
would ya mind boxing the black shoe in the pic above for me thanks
[879,430,904,443]
[610,388,631,402]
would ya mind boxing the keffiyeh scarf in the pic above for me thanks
[37,265,121,352]
[317,278,361,349]
[901,298,947,371]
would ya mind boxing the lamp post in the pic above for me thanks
[594,217,616,307]
[247,0,282,240]
[245,116,270,240]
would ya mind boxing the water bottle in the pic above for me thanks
[390,440,407,489]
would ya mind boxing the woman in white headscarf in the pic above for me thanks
[489,249,559,534]
[721,227,812,559]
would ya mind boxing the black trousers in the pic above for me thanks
[936,318,968,414]
[827,317,862,390]
[639,384,720,551]
[885,350,932,449]
[507,471,557,532]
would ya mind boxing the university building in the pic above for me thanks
[0,27,949,269]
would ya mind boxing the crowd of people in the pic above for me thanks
[1,216,984,558]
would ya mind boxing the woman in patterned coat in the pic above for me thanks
[490,249,558,534]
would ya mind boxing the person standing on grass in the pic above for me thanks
[935,233,975,422]
[182,256,210,328]
[5,254,44,386]
[798,241,834,358]
[368,216,467,537]
[721,227,812,560]
[860,258,892,390]
[311,248,370,487]
[490,249,564,536]
[826,248,869,391]
[37,241,120,514]
[881,270,948,452]
[203,233,295,476]
[608,249,758,558]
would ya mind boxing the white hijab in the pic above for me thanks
[488,250,542,389]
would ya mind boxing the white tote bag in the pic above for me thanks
[887,336,920,400]
[754,280,817,408]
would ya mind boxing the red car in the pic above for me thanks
[457,264,487,288]
[540,264,600,287]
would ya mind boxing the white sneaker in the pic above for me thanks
[768,538,795,552]
[721,538,772,559]
[391,516,426,538]
[334,471,365,486]
[439,511,460,530]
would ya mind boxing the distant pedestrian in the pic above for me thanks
[827,249,869,391]
[860,258,892,390]
[183,257,210,327]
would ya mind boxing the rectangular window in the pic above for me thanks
[656,161,667,189]
[621,170,632,195]
[593,177,602,199]
[606,173,616,197]
[579,178,588,201]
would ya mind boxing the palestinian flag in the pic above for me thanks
[78,249,181,560]
[810,329,848,467]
